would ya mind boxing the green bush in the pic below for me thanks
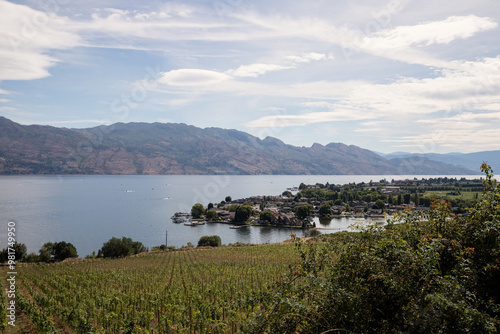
[248,164,500,333]
[101,237,146,258]
[197,235,221,248]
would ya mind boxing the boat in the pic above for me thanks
[184,222,196,226]
[193,220,206,225]
[171,212,192,223]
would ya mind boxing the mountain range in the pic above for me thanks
[379,151,500,174]
[0,116,484,175]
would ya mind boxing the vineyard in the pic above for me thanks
[0,243,299,333]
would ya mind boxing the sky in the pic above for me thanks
[0,0,499,154]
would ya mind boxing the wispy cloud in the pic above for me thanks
[159,69,230,86]
[0,0,81,80]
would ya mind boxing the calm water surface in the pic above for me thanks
[0,174,476,256]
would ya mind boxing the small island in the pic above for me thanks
[174,176,485,229]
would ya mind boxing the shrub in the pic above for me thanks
[101,237,146,258]
[197,235,221,248]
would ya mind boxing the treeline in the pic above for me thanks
[297,178,481,213]
[1,234,228,264]
[0,237,149,263]
[0,241,78,263]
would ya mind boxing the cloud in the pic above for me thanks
[229,63,293,78]
[287,52,334,63]
[0,0,81,80]
[159,69,230,86]
[361,15,497,50]
[354,15,498,67]
[246,108,377,128]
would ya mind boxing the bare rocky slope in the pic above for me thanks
[0,117,477,175]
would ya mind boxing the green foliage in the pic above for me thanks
[282,190,292,197]
[248,165,500,333]
[101,237,146,258]
[295,204,313,220]
[54,241,78,261]
[191,203,205,219]
[24,252,40,263]
[373,198,385,210]
[259,210,274,223]
[318,203,332,216]
[197,235,222,247]
[225,195,232,202]
[39,242,54,262]
[205,209,219,220]
[0,242,27,262]
[235,205,253,223]
[38,241,78,262]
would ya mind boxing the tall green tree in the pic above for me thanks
[295,205,313,220]
[318,204,332,216]
[259,210,274,223]
[191,203,205,219]
[235,205,253,223]
[38,241,78,262]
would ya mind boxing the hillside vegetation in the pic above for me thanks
[249,164,500,333]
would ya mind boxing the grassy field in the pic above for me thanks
[1,243,299,333]
[422,190,481,201]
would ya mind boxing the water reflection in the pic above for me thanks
[318,217,332,227]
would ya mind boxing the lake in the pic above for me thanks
[0,174,478,256]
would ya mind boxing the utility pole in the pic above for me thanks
[165,230,168,247]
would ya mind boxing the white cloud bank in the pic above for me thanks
[0,0,81,80]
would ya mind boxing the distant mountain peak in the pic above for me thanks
[0,117,480,175]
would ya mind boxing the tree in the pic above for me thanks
[259,210,273,223]
[235,205,253,223]
[296,204,313,220]
[0,242,27,262]
[205,210,219,221]
[197,235,221,247]
[101,237,146,258]
[318,204,332,216]
[39,242,55,262]
[39,241,78,262]
[191,203,205,219]
[373,199,385,211]
[282,190,292,197]
[53,241,78,261]
[207,202,214,210]
[403,193,411,204]
[225,196,232,202]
